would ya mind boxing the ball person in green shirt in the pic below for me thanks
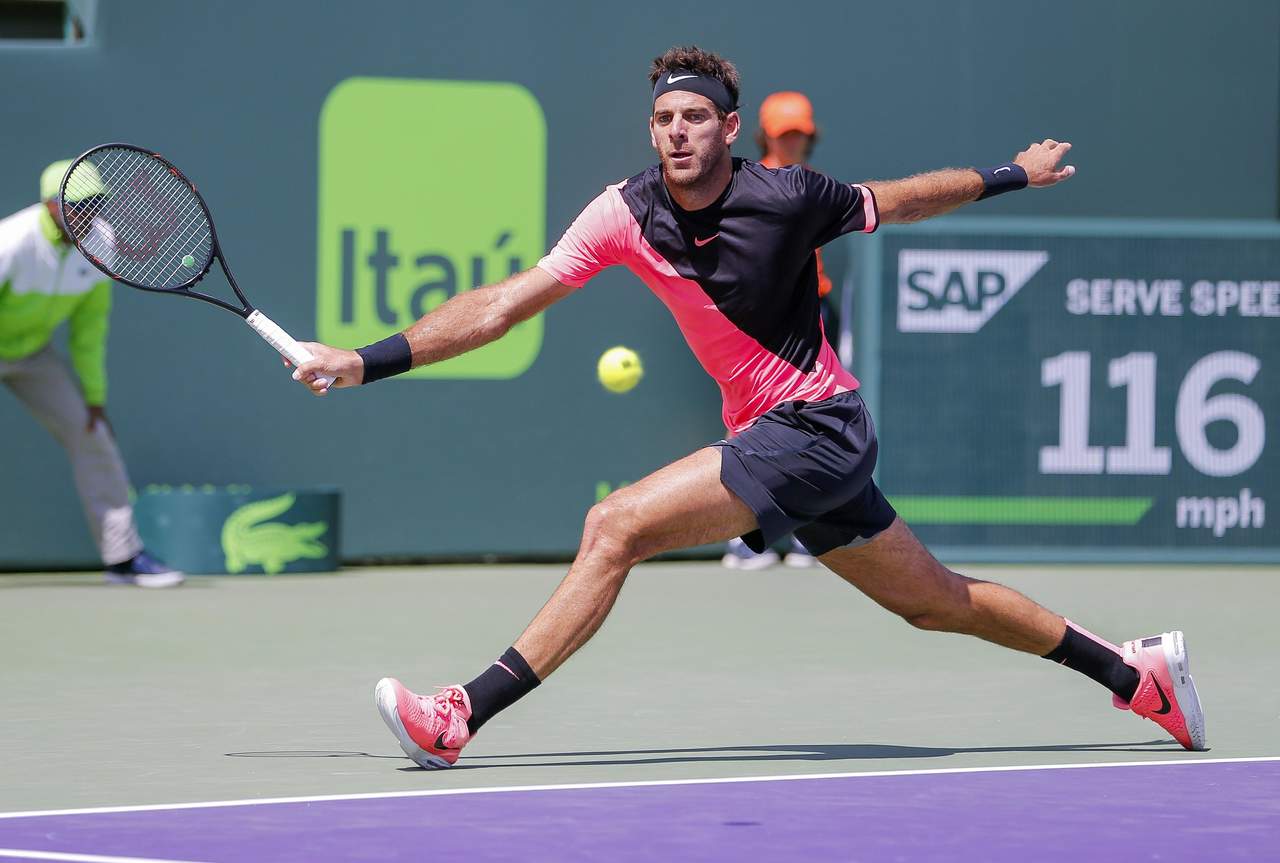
[0,160,183,586]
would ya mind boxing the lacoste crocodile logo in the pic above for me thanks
[221,492,328,575]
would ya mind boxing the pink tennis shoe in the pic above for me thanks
[375,678,473,769]
[1114,631,1206,751]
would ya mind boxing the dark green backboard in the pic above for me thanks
[857,219,1278,562]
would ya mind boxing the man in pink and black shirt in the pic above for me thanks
[295,45,1206,765]
[537,108,886,559]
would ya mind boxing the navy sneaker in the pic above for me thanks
[721,537,780,570]
[105,550,185,588]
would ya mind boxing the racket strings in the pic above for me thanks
[65,148,214,289]
[68,151,175,258]
[70,156,208,285]
[86,151,194,256]
[89,149,204,250]
[89,150,211,285]
[75,172,186,271]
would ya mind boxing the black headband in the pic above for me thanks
[651,69,736,114]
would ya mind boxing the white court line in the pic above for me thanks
[1,755,1276,821]
[0,850,209,863]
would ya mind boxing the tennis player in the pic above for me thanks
[294,46,1205,765]
[0,161,183,587]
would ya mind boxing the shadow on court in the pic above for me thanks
[226,750,406,760]
[225,739,1183,772]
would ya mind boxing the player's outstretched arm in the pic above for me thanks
[292,267,574,395]
[867,139,1076,225]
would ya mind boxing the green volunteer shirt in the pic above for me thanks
[0,204,112,405]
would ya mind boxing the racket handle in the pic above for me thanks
[245,310,337,389]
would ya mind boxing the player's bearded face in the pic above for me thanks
[650,92,737,188]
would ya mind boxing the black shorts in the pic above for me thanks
[712,390,897,557]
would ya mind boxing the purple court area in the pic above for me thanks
[0,760,1276,862]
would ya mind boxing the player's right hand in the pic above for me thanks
[285,343,364,395]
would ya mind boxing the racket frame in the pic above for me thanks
[59,142,256,318]
[58,142,335,388]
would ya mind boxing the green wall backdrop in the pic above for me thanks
[1,0,1277,566]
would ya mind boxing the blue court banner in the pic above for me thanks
[851,218,1278,562]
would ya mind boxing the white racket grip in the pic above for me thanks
[246,310,336,389]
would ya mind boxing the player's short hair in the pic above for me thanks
[649,45,740,117]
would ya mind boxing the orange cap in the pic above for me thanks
[759,91,816,137]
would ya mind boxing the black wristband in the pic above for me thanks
[355,332,412,384]
[976,163,1029,200]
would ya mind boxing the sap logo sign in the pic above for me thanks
[897,250,1049,333]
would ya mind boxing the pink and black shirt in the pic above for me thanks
[537,158,878,434]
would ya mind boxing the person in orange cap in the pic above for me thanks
[758,91,817,160]
[721,91,833,570]
[757,92,834,303]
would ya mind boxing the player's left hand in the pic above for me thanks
[1014,139,1076,187]
[86,405,112,435]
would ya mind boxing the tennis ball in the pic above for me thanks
[597,346,643,393]
[181,254,195,268]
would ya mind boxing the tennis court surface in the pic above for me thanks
[3,563,1278,861]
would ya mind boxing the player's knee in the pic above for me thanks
[900,570,975,633]
[581,498,644,567]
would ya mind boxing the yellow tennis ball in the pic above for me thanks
[597,346,643,393]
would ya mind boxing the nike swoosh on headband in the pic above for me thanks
[667,73,698,83]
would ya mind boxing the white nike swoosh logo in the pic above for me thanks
[994,166,1012,174]
[667,73,697,83]
[694,233,719,247]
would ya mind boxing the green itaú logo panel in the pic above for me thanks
[317,77,547,379]
[222,493,329,575]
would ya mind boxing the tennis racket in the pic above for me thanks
[57,143,334,388]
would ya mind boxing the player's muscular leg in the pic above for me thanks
[821,519,1066,654]
[514,446,756,678]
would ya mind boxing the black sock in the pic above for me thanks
[463,647,540,735]
[1043,620,1139,702]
